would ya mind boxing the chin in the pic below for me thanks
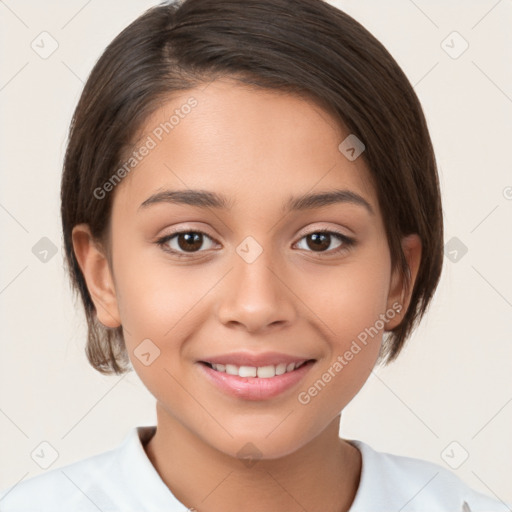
[207,426,316,463]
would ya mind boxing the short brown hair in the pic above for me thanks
[61,0,444,375]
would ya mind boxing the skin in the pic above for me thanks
[72,78,421,512]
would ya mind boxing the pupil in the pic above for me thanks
[178,232,202,252]
[308,233,329,251]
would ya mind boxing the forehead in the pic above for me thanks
[112,78,378,217]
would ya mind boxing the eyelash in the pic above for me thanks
[155,229,355,259]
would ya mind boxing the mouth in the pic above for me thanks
[197,357,317,401]
[199,359,315,378]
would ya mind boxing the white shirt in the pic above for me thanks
[0,425,508,511]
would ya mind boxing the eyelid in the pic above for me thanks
[294,222,355,239]
[155,223,219,243]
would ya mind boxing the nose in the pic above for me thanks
[215,246,297,334]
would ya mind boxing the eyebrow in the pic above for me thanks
[138,188,374,215]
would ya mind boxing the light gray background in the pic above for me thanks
[1,0,511,503]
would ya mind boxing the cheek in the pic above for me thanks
[296,249,392,345]
[293,249,391,409]
[111,252,207,405]
[110,233,204,357]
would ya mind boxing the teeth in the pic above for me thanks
[211,361,306,378]
[226,364,239,376]
[275,363,287,375]
[257,365,275,378]
[239,366,257,378]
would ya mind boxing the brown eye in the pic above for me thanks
[157,230,217,257]
[295,230,354,255]
[176,232,204,252]
[305,233,332,251]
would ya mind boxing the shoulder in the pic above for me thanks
[349,440,510,512]
[0,444,123,511]
[0,425,182,511]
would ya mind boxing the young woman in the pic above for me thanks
[1,0,508,510]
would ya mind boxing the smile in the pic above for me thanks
[203,360,309,378]
[198,357,316,401]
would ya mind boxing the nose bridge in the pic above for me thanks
[215,236,296,332]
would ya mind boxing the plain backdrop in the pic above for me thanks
[1,0,511,503]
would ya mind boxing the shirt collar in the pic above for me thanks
[118,425,186,510]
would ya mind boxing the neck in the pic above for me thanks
[144,403,361,512]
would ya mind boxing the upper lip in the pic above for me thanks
[199,351,315,367]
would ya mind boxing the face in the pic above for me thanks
[76,78,417,460]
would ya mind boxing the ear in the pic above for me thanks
[385,234,422,330]
[71,224,121,328]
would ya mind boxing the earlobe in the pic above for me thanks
[71,224,121,328]
[385,234,422,331]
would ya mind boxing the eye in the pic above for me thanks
[294,230,355,255]
[156,230,218,257]
[156,228,355,259]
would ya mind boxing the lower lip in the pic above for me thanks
[198,361,315,401]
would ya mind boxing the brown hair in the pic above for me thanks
[61,0,443,375]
